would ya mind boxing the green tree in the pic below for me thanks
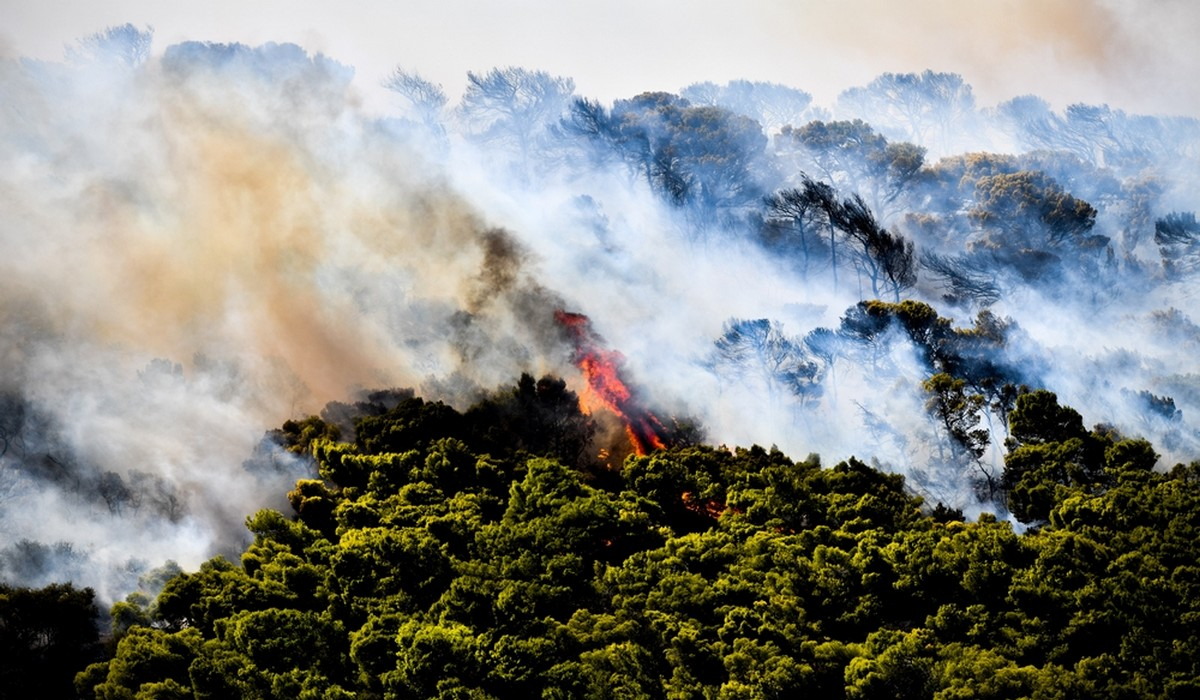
[969,170,1104,280]
[924,373,992,496]
[77,627,201,700]
[1007,390,1086,447]
[0,583,102,700]
[844,628,937,700]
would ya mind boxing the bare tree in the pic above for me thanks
[829,194,917,301]
[709,319,824,406]
[920,251,1002,308]
[384,68,448,127]
[68,24,154,68]
[458,67,575,178]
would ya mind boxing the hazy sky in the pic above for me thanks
[4,0,1200,116]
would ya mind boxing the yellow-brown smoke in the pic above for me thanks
[0,56,534,420]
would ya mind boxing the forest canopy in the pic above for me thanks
[58,375,1200,698]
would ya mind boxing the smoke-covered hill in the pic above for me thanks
[1,25,1199,604]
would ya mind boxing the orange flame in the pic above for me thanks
[555,310,668,456]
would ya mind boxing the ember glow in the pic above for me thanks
[555,310,669,455]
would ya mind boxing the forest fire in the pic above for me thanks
[555,310,669,455]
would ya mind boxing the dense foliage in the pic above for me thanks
[0,583,102,699]
[63,376,1200,699]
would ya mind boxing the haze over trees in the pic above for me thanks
[2,25,1200,697]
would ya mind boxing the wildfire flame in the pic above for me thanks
[555,310,668,456]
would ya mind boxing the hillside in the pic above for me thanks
[57,376,1200,698]
[1,25,1200,698]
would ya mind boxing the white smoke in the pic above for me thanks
[1,27,1197,601]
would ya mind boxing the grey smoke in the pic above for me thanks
[1,26,1198,600]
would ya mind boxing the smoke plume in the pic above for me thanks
[1,27,1198,599]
